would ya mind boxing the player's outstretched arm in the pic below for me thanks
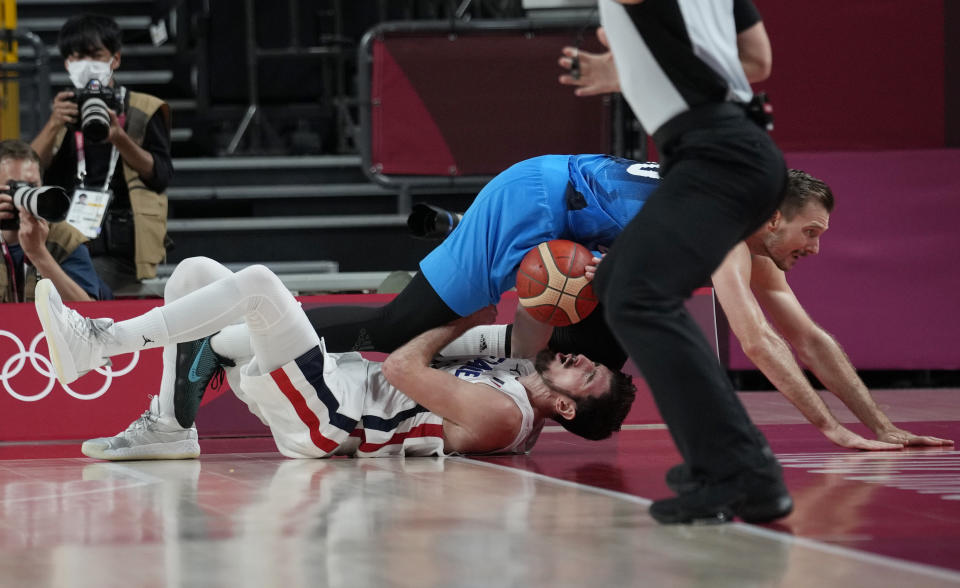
[510,306,554,360]
[782,324,952,447]
[714,246,904,450]
[382,307,523,453]
[748,253,953,449]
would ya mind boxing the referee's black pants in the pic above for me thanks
[593,104,786,482]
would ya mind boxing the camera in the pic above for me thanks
[0,181,71,231]
[70,79,122,142]
[407,203,463,240]
[746,92,774,132]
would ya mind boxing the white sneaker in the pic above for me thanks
[34,278,112,384]
[81,396,201,461]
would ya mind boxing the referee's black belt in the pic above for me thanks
[652,102,752,149]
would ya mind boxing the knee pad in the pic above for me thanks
[233,264,288,300]
[165,256,231,302]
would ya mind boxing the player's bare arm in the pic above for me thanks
[509,305,554,360]
[712,244,900,450]
[382,307,523,453]
[750,254,953,448]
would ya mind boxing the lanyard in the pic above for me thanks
[1,238,20,303]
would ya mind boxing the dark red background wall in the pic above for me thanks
[753,0,947,151]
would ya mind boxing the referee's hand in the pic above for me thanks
[557,28,619,97]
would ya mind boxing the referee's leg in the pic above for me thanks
[593,140,787,522]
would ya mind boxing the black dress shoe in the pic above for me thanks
[665,463,701,495]
[649,470,793,525]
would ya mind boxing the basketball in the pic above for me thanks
[515,240,598,326]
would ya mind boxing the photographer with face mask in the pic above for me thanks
[30,14,173,292]
[0,139,105,303]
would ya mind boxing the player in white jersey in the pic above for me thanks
[34,256,636,459]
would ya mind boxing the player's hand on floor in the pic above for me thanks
[876,426,954,447]
[823,423,903,451]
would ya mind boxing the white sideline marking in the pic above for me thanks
[456,456,960,584]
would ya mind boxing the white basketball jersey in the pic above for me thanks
[237,344,544,459]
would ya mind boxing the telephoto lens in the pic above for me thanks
[80,98,112,142]
[72,80,121,143]
[0,182,71,230]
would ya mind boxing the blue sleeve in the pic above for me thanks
[59,245,106,300]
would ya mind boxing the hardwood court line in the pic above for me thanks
[455,456,960,584]
[736,524,960,584]
[450,455,652,506]
[0,479,150,505]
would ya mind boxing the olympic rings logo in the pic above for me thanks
[0,329,139,402]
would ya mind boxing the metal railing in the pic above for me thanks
[1,28,50,139]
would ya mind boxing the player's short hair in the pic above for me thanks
[58,14,122,58]
[552,370,636,441]
[780,169,834,220]
[0,139,40,165]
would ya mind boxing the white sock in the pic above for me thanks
[102,307,170,357]
[440,324,508,358]
[210,323,254,362]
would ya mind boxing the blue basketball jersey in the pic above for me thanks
[419,154,660,316]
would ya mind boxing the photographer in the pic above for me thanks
[1,140,104,303]
[31,14,173,291]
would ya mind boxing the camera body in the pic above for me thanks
[69,80,123,143]
[0,181,71,231]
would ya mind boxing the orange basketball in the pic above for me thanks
[515,240,598,326]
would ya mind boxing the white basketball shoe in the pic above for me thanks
[34,278,112,384]
[81,395,201,461]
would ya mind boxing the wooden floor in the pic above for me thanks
[1,389,959,587]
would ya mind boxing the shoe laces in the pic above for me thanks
[62,305,114,346]
[210,365,227,391]
[127,395,160,431]
[61,304,94,338]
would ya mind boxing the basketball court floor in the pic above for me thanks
[2,388,959,587]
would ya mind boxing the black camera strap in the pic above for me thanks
[75,131,120,192]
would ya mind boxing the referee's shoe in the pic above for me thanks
[649,464,793,524]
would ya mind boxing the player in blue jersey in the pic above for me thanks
[26,153,657,460]
[302,153,661,369]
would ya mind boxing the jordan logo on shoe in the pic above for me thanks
[479,334,488,352]
[142,335,154,346]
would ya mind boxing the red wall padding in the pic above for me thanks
[372,30,610,176]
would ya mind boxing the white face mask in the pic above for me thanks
[66,59,113,89]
